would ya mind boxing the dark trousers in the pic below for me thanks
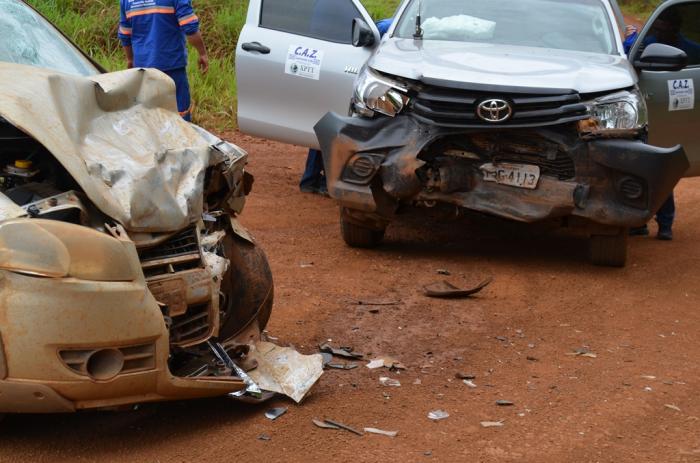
[300,149,326,189]
[655,193,675,229]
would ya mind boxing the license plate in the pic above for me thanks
[480,163,540,190]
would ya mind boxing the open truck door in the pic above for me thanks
[630,0,700,176]
[236,0,380,149]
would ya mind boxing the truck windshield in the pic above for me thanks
[0,0,98,76]
[395,0,616,55]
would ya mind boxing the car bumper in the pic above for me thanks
[0,265,244,414]
[315,112,689,228]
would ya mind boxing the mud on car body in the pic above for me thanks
[237,0,700,267]
[0,0,322,417]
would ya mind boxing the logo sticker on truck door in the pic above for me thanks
[668,79,695,111]
[285,45,324,80]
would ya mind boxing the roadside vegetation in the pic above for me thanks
[29,0,656,128]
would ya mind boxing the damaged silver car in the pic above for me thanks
[237,0,700,266]
[0,0,322,416]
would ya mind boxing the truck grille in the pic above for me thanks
[411,85,588,128]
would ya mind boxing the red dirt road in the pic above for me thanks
[1,134,699,462]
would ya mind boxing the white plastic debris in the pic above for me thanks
[364,427,399,438]
[463,380,477,388]
[379,377,401,387]
[480,420,505,428]
[428,410,449,421]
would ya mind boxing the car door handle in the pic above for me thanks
[241,42,271,54]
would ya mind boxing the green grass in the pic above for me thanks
[26,0,653,129]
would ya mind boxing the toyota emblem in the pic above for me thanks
[477,99,512,123]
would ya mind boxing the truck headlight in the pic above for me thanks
[353,67,410,117]
[587,90,648,130]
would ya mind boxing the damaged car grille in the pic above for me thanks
[411,85,588,128]
[138,226,201,277]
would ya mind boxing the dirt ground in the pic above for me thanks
[1,133,699,463]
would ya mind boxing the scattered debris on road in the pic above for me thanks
[463,380,478,388]
[665,404,682,412]
[423,278,493,299]
[436,269,451,275]
[247,342,324,403]
[319,343,364,359]
[350,299,401,306]
[327,362,358,370]
[257,434,271,441]
[496,400,514,407]
[366,357,407,370]
[379,377,401,387]
[456,373,476,380]
[567,348,598,358]
[323,419,364,436]
[481,420,505,428]
[312,419,340,430]
[364,427,399,437]
[428,410,450,421]
[265,407,287,421]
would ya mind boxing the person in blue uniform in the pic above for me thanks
[118,0,209,122]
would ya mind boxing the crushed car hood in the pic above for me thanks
[0,62,242,232]
[369,39,636,94]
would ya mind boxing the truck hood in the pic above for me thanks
[0,63,246,233]
[369,39,637,94]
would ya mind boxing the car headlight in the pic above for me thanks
[587,90,648,130]
[353,67,410,117]
[0,219,136,281]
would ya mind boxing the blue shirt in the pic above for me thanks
[376,18,393,37]
[624,30,700,63]
[118,0,200,71]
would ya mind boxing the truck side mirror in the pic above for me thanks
[352,18,375,48]
[634,43,688,72]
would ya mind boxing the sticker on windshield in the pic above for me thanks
[285,45,324,80]
[668,79,694,111]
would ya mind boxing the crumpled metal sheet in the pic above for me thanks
[0,63,233,232]
[246,341,324,403]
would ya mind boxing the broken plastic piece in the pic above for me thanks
[265,407,287,420]
[428,410,449,421]
[366,357,406,370]
[481,420,505,428]
[323,419,363,436]
[423,278,493,299]
[379,377,401,387]
[364,427,398,437]
[313,418,340,430]
[319,343,364,359]
[246,342,324,403]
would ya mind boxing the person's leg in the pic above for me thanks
[300,149,324,193]
[655,192,675,240]
[164,67,192,122]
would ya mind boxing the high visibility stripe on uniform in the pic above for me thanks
[126,6,175,19]
[179,103,193,117]
[178,13,198,26]
[119,25,132,35]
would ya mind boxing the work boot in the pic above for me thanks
[657,226,673,241]
[629,225,649,237]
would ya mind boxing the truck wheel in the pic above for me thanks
[589,228,628,267]
[340,210,385,248]
[218,235,274,341]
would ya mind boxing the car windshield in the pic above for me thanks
[395,0,616,55]
[0,0,98,76]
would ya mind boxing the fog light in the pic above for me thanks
[86,349,124,381]
[342,153,384,185]
[618,177,644,200]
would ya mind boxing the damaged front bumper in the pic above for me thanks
[315,113,689,228]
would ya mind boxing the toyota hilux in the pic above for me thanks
[237,0,700,267]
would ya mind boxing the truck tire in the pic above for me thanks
[589,228,628,267]
[218,235,274,340]
[340,210,385,248]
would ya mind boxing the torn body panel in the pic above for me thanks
[316,112,689,228]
